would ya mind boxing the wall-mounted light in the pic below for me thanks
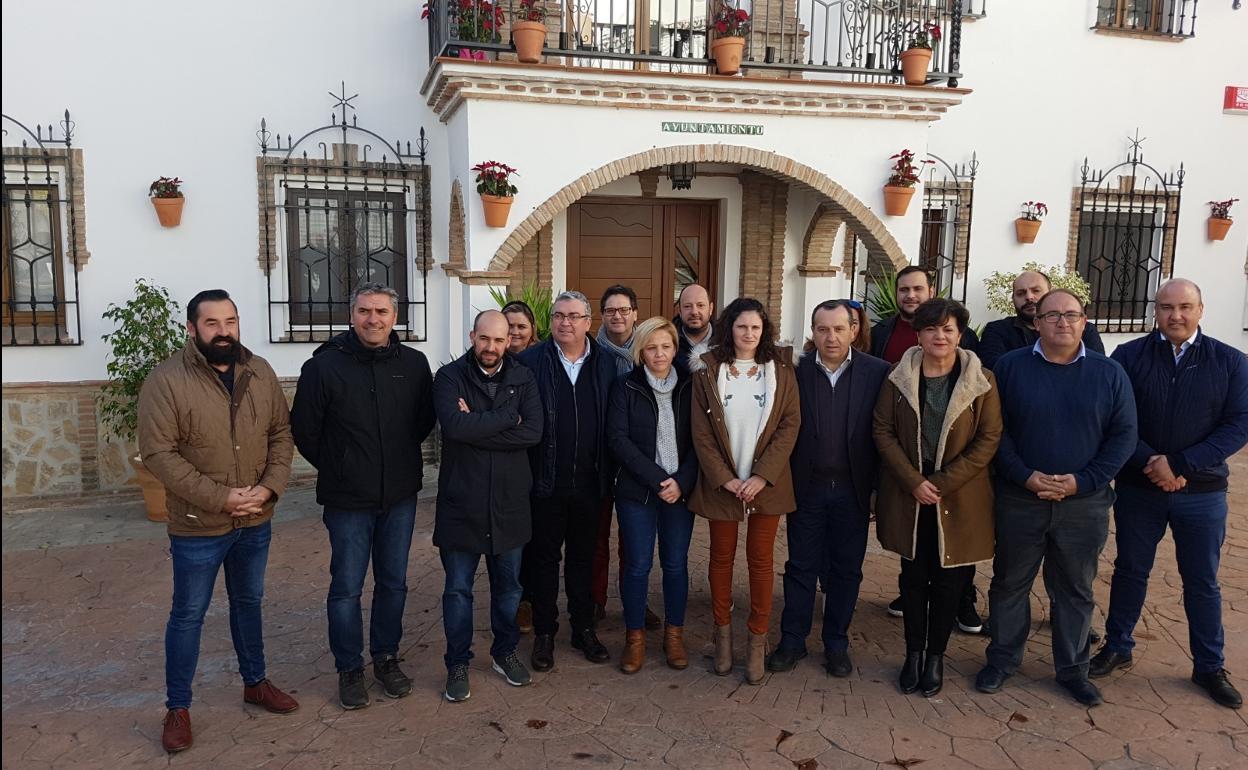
[668,163,696,190]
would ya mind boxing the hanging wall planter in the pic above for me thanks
[473,160,519,228]
[1207,198,1239,241]
[883,186,916,216]
[1014,201,1048,244]
[149,176,185,228]
[900,23,940,85]
[882,149,931,216]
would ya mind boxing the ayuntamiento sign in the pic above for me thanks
[660,122,764,135]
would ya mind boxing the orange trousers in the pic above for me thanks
[708,515,782,635]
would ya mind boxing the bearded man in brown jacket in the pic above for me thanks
[138,289,297,754]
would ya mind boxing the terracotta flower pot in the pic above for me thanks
[882,185,916,216]
[481,193,514,228]
[513,21,547,63]
[151,196,184,228]
[1208,217,1233,241]
[130,455,169,522]
[1014,217,1042,244]
[710,36,746,76]
[900,47,932,86]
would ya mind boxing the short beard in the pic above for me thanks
[196,334,240,365]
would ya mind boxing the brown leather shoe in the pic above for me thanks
[620,629,646,674]
[161,708,192,753]
[713,623,733,675]
[243,679,300,714]
[516,600,534,635]
[663,624,688,670]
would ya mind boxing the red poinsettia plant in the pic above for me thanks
[1019,201,1049,221]
[149,176,184,199]
[1208,198,1240,219]
[422,0,505,43]
[712,0,751,38]
[473,161,519,198]
[514,0,548,23]
[909,22,941,50]
[886,149,933,188]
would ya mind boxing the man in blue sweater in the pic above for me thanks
[1090,279,1248,709]
[976,289,1137,706]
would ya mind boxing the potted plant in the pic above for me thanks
[1014,201,1048,244]
[512,0,548,63]
[149,176,185,227]
[1207,198,1239,241]
[422,0,505,58]
[97,279,187,522]
[900,22,940,85]
[882,149,931,216]
[473,160,519,228]
[709,0,750,76]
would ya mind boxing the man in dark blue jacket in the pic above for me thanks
[769,300,890,678]
[290,284,436,710]
[978,269,1104,371]
[1091,279,1248,709]
[976,289,1137,707]
[433,310,543,702]
[518,290,618,672]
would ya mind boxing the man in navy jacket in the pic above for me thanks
[977,269,1104,371]
[976,289,1137,707]
[1091,279,1248,709]
[769,300,890,678]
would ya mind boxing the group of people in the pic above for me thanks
[137,268,1247,755]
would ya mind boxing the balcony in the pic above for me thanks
[1093,0,1198,39]
[426,0,967,87]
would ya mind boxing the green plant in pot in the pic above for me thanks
[488,281,553,341]
[97,278,186,521]
[149,175,185,227]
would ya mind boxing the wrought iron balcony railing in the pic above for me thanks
[1094,0,1198,38]
[427,0,965,87]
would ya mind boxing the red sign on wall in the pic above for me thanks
[1225,86,1248,115]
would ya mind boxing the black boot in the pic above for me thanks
[899,651,923,694]
[920,653,944,698]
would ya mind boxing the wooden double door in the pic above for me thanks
[567,197,718,325]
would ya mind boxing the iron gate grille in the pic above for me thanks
[1072,134,1183,334]
[1,112,83,346]
[919,152,977,303]
[257,85,430,343]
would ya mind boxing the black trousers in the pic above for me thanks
[900,505,973,655]
[526,485,602,636]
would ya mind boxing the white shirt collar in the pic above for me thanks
[1032,339,1086,365]
[1159,330,1199,360]
[815,348,853,386]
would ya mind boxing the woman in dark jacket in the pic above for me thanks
[606,316,699,674]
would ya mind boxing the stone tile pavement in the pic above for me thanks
[4,455,1248,769]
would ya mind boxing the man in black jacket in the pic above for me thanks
[290,283,436,711]
[434,310,543,702]
[518,290,618,672]
[978,270,1104,370]
[770,300,890,678]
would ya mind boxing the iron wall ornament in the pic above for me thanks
[1074,129,1184,334]
[1,110,83,346]
[257,83,431,343]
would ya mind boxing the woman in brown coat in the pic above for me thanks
[689,297,801,684]
[873,299,1002,698]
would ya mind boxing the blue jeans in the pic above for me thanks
[440,547,523,668]
[615,497,695,630]
[165,521,271,710]
[1105,484,1228,673]
[323,497,418,673]
[986,484,1111,682]
[779,478,866,654]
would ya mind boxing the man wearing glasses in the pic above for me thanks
[978,269,1105,371]
[519,290,619,671]
[1092,279,1248,709]
[976,289,1137,706]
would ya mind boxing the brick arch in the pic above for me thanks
[802,202,845,273]
[487,144,909,273]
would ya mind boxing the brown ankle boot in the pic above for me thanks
[663,624,689,670]
[620,629,646,674]
[713,623,733,675]
[745,631,768,685]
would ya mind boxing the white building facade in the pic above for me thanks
[2,0,1244,500]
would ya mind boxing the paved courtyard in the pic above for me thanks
[4,454,1248,769]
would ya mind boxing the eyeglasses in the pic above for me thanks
[601,307,635,318]
[1038,311,1085,325]
[551,312,590,324]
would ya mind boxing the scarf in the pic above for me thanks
[596,326,635,377]
[645,367,680,475]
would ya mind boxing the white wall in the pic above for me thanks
[929,3,1247,349]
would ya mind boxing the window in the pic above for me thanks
[918,153,977,302]
[1069,141,1183,333]
[2,112,85,347]
[1095,0,1197,37]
